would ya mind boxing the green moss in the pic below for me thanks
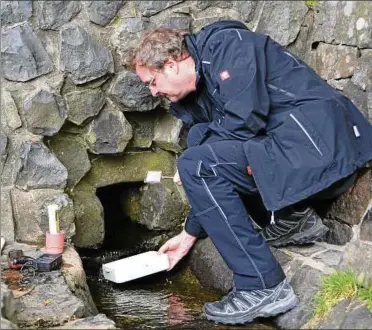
[70,186,104,248]
[154,141,183,153]
[359,285,372,311]
[86,130,97,144]
[308,270,372,327]
[305,0,319,9]
[109,15,121,26]
[117,315,145,327]
[84,150,176,188]
[120,193,141,223]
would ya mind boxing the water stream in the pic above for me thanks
[82,254,276,330]
[79,183,277,329]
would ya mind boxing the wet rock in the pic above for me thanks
[1,1,32,25]
[11,188,75,244]
[153,111,183,153]
[351,50,372,91]
[60,26,114,85]
[137,181,188,230]
[0,91,22,135]
[276,265,324,329]
[138,234,169,252]
[1,23,53,82]
[23,89,67,136]
[325,169,372,226]
[343,81,369,119]
[15,271,86,328]
[360,209,372,242]
[84,103,133,154]
[110,17,150,68]
[125,112,154,149]
[138,1,184,17]
[35,1,81,30]
[15,141,67,190]
[313,1,372,48]
[1,283,16,323]
[255,1,308,46]
[64,89,106,126]
[88,1,124,27]
[108,70,160,112]
[46,133,91,189]
[0,188,15,242]
[54,313,117,329]
[189,237,233,293]
[311,43,359,80]
[61,247,97,315]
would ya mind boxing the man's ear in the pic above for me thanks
[164,59,179,74]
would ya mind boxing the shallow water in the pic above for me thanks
[84,264,276,329]
[83,184,277,329]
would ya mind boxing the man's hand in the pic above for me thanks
[173,170,182,186]
[158,230,197,270]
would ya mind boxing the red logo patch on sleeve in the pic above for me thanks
[220,70,230,81]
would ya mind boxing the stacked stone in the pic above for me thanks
[1,1,372,328]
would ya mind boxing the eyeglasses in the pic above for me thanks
[144,71,158,89]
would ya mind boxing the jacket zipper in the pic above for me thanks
[283,51,302,66]
[267,83,295,99]
[289,113,323,156]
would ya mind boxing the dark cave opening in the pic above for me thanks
[96,181,156,251]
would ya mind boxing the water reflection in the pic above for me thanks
[87,270,276,329]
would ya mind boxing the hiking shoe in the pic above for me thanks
[203,279,298,324]
[261,207,329,247]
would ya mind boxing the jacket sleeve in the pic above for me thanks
[206,33,270,140]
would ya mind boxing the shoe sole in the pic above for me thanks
[268,222,329,248]
[204,291,299,325]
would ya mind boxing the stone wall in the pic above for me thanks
[1,1,371,251]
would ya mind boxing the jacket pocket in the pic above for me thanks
[288,108,331,162]
[268,107,333,205]
[290,113,323,157]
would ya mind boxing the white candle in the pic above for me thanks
[47,204,59,234]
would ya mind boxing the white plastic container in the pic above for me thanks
[102,251,169,283]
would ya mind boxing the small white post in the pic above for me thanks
[47,204,59,234]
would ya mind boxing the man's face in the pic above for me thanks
[136,60,190,103]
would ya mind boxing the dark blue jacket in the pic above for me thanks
[170,20,372,212]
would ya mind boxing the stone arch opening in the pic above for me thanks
[96,181,155,251]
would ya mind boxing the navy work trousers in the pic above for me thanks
[177,123,286,290]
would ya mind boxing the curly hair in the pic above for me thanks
[127,28,190,71]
